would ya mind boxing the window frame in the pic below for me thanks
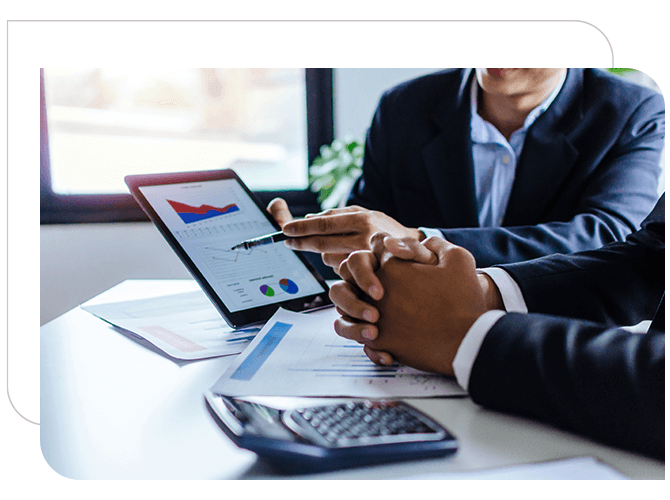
[40,68,333,224]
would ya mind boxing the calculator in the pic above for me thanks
[205,391,458,473]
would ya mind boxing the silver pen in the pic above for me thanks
[230,231,290,251]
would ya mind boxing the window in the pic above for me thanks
[40,68,333,223]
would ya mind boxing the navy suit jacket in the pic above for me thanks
[349,69,664,267]
[469,195,665,459]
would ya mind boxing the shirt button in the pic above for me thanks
[502,155,511,164]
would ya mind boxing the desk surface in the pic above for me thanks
[40,280,664,479]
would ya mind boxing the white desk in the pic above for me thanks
[40,280,664,479]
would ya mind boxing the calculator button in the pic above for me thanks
[317,423,330,435]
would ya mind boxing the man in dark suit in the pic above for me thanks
[328,195,664,459]
[270,68,663,270]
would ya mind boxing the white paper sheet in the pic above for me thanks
[401,456,628,480]
[81,290,259,360]
[211,307,466,398]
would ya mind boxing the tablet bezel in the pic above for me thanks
[125,169,332,328]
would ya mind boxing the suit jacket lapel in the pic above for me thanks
[421,69,479,228]
[503,69,583,226]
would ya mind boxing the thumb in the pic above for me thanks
[267,198,294,227]
[377,235,438,265]
[422,236,476,269]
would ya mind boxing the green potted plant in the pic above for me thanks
[308,136,364,209]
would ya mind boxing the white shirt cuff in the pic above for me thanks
[453,310,507,391]
[418,227,446,240]
[478,267,528,313]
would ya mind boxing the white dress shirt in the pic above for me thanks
[451,266,652,391]
[451,268,527,390]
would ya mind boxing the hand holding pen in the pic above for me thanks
[263,198,422,272]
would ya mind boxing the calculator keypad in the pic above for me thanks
[287,400,442,448]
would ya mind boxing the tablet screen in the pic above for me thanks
[138,178,326,313]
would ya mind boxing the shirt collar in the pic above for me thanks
[470,69,567,138]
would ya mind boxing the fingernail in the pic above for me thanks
[362,327,375,339]
[283,225,296,236]
[362,310,375,322]
[395,240,408,249]
[379,355,392,366]
[369,286,381,300]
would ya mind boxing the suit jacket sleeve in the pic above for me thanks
[469,314,664,459]
[468,195,665,459]
[438,91,665,267]
[498,195,664,327]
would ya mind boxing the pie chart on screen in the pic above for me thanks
[279,278,299,294]
[260,285,275,297]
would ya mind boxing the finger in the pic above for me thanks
[343,250,384,300]
[421,235,455,253]
[383,236,438,264]
[369,231,392,258]
[304,206,362,218]
[334,316,379,343]
[322,252,349,271]
[422,236,476,268]
[283,212,372,238]
[363,345,395,366]
[267,198,294,227]
[329,282,380,323]
[285,233,370,254]
[338,257,353,283]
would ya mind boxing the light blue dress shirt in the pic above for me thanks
[470,70,566,227]
[420,69,566,238]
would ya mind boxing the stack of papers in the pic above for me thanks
[82,290,259,360]
[83,289,463,397]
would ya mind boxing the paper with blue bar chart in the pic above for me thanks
[211,308,466,398]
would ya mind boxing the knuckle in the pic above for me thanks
[317,216,331,233]
[423,235,442,246]
[323,252,344,269]
[370,231,388,245]
[348,250,371,270]
[445,245,474,264]
[328,284,343,303]
[289,237,303,249]
[313,237,331,252]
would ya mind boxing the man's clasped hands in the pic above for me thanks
[267,198,505,376]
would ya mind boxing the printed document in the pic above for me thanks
[211,307,466,398]
[81,290,259,360]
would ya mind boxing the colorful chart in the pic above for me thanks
[167,199,240,224]
[260,285,275,297]
[279,278,299,294]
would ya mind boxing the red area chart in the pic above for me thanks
[167,199,240,224]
